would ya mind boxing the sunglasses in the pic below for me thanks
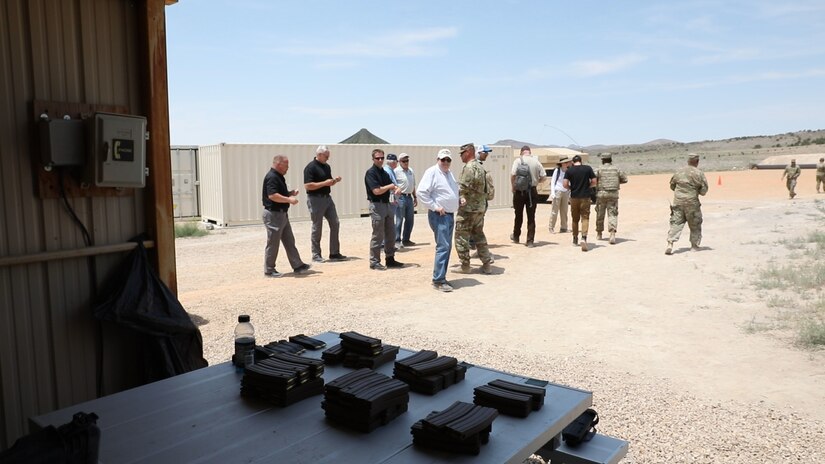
[373,157,384,160]
[440,158,452,163]
[400,159,409,162]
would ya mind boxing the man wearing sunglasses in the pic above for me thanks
[394,153,417,247]
[416,149,460,292]
[364,148,404,270]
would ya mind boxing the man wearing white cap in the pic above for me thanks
[416,149,460,292]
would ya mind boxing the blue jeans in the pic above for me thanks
[395,194,415,242]
[427,210,454,283]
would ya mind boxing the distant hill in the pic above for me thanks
[496,129,825,174]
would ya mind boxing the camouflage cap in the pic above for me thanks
[600,153,613,160]
[688,153,700,161]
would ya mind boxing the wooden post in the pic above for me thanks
[138,0,177,293]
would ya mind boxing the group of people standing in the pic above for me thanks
[260,144,814,286]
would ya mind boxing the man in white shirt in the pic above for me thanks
[510,145,546,247]
[416,149,460,292]
[393,153,417,246]
[548,156,571,234]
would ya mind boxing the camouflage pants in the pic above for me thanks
[595,192,619,233]
[816,174,824,192]
[455,211,492,265]
[786,178,798,197]
[667,203,702,246]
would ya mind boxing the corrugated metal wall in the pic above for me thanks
[199,143,515,227]
[0,0,147,449]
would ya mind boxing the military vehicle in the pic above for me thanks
[512,147,589,203]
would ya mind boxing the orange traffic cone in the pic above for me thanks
[717,175,722,186]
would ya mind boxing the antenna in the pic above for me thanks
[543,124,581,148]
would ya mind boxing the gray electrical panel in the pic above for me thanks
[39,119,86,167]
[91,112,148,188]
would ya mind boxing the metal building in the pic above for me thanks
[198,143,515,227]
[0,0,178,449]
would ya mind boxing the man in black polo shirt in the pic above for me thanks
[563,154,597,252]
[262,155,311,277]
[303,145,347,263]
[364,148,404,270]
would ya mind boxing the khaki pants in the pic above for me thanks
[569,197,592,239]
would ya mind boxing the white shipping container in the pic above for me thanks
[171,146,199,218]
[198,143,514,227]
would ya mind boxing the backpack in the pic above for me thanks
[514,158,531,192]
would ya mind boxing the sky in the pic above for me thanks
[166,1,825,148]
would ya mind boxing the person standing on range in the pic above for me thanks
[548,156,571,234]
[666,153,708,255]
[262,155,311,277]
[781,159,801,199]
[365,149,404,270]
[394,153,417,246]
[510,145,546,247]
[817,157,825,194]
[303,145,347,263]
[384,154,400,247]
[455,143,494,275]
[594,153,628,245]
[416,149,460,292]
[563,154,597,252]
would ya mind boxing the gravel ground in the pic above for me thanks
[176,170,825,463]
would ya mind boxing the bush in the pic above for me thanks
[175,222,209,238]
[753,144,762,149]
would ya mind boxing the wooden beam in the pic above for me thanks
[138,0,177,293]
[0,241,155,268]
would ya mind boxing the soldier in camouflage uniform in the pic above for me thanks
[817,158,825,194]
[781,159,801,199]
[594,153,628,245]
[455,143,493,274]
[666,153,708,255]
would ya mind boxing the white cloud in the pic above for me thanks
[570,54,647,77]
[274,27,458,58]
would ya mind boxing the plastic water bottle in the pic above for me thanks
[234,315,255,370]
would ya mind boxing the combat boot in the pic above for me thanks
[580,237,588,252]
[665,241,673,255]
[481,263,493,275]
[609,232,616,245]
[572,235,578,245]
[458,262,471,273]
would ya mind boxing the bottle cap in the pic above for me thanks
[238,315,250,323]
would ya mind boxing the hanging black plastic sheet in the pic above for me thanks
[93,237,208,384]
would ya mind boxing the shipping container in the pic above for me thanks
[171,146,199,218]
[198,143,514,226]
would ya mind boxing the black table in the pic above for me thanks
[31,332,592,463]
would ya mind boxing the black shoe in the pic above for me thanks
[293,263,311,274]
[510,234,519,243]
[386,257,404,268]
[312,256,325,263]
[402,240,416,247]
[265,270,283,278]
[573,236,578,245]
[370,263,386,270]
[328,253,347,261]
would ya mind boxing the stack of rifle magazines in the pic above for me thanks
[472,379,546,418]
[411,401,499,455]
[321,331,399,369]
[240,353,325,407]
[322,368,410,432]
[393,350,467,395]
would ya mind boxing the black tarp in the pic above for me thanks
[93,238,208,384]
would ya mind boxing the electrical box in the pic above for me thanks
[39,119,86,167]
[90,112,148,188]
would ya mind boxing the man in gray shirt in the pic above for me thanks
[394,153,417,246]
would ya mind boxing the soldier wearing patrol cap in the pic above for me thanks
[594,153,628,244]
[666,153,708,255]
[781,158,801,199]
